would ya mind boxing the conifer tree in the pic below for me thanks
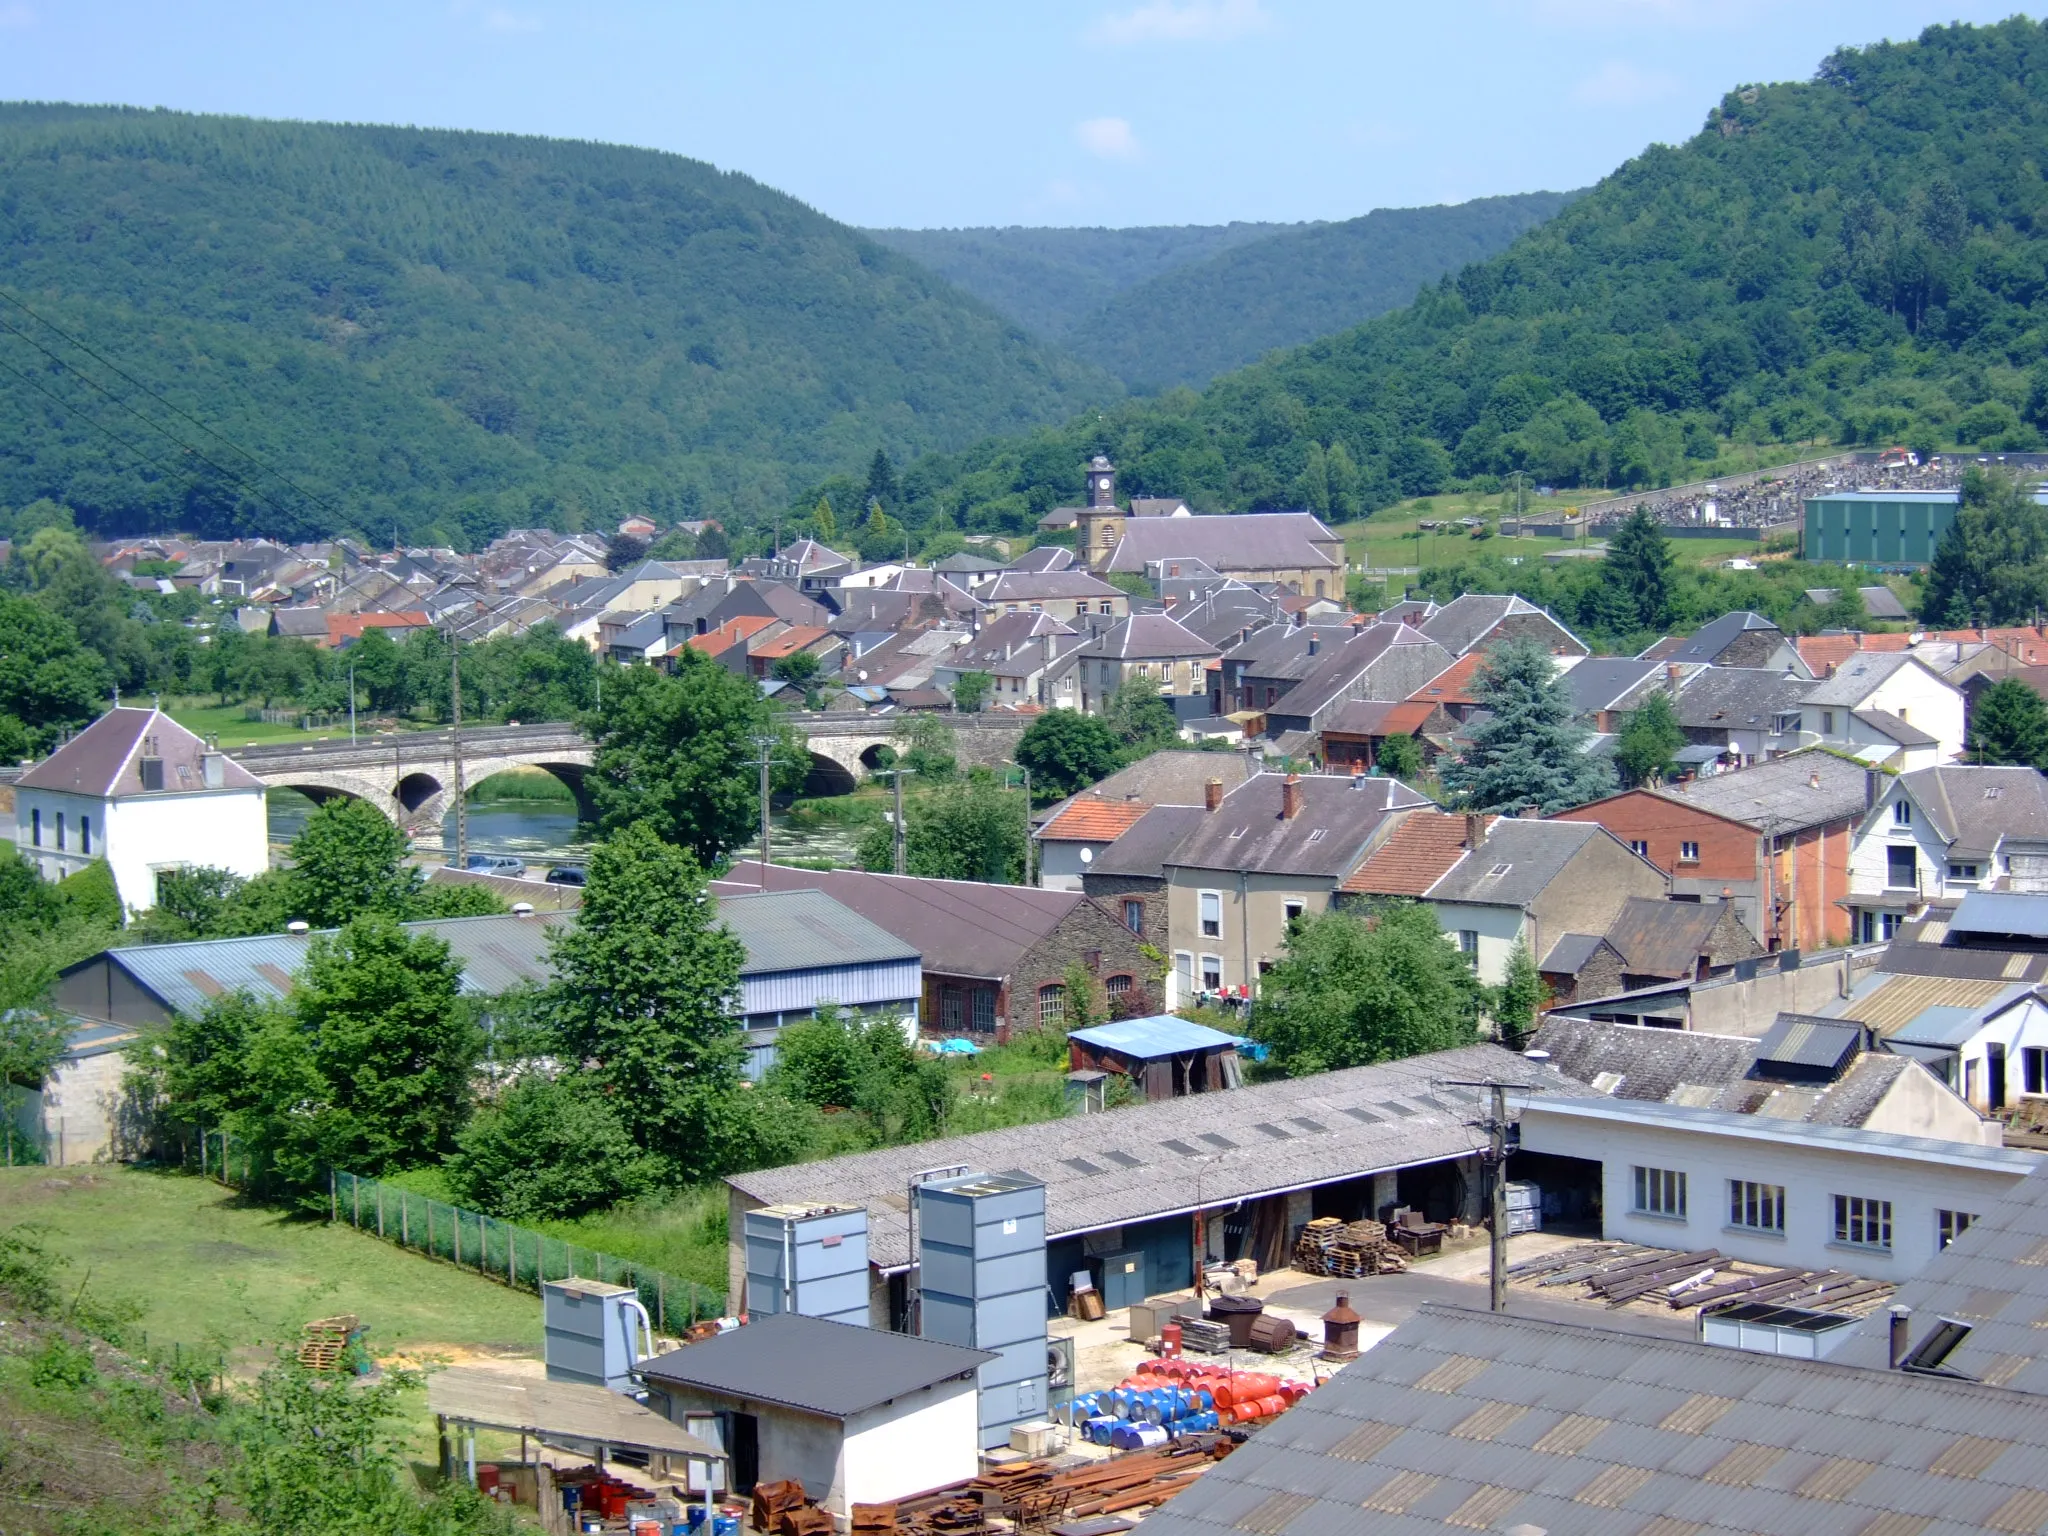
[1441,637,1616,814]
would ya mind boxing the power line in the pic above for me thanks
[0,350,210,495]
[0,290,347,529]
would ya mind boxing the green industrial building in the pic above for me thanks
[1802,490,1959,567]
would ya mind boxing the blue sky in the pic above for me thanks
[0,1,2029,228]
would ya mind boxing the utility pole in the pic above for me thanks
[871,765,916,876]
[747,734,780,887]
[450,641,467,867]
[1440,1078,1538,1313]
[348,661,357,744]
[1021,766,1033,887]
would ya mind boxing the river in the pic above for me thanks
[266,789,870,872]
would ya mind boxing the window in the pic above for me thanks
[1633,1166,1687,1218]
[1821,710,1836,734]
[1457,930,1479,966]
[29,808,39,847]
[1882,911,1904,940]
[1893,799,1912,825]
[1887,845,1918,889]
[1949,863,1980,881]
[1283,900,1305,925]
[2024,1046,2045,1096]
[79,816,91,855]
[1938,1209,1977,1249]
[1629,839,1650,858]
[1200,954,1223,991]
[54,812,65,851]
[1728,1180,1785,1233]
[1105,974,1132,1000]
[1679,841,1701,863]
[1037,984,1066,1027]
[1200,890,1223,939]
[1121,899,1144,934]
[1833,1194,1893,1250]
[1100,602,1113,615]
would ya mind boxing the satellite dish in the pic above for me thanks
[858,670,869,682]
[1079,847,1094,864]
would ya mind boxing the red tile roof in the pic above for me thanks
[1038,795,1153,843]
[326,611,429,648]
[1342,810,1492,896]
[749,625,829,660]
[1407,652,1485,708]
[689,614,777,655]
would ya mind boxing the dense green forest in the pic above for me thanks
[0,104,1114,546]
[846,20,2048,535]
[862,221,1296,339]
[1064,192,1580,389]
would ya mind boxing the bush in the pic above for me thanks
[448,1076,660,1222]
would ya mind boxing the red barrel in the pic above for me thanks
[1161,1322,1183,1358]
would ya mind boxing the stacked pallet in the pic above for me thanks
[1176,1317,1230,1354]
[1290,1217,1405,1278]
[297,1314,360,1372]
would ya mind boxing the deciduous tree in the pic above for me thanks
[1015,710,1122,801]
[1614,691,1685,787]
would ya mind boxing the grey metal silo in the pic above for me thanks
[743,1202,871,1326]
[914,1170,1048,1450]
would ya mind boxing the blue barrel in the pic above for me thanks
[714,1516,740,1536]
[1130,1424,1170,1450]
[1086,1416,1117,1445]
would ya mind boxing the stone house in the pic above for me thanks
[1417,593,1589,658]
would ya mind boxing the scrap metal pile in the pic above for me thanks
[1509,1242,1896,1314]
[850,1437,1235,1535]
[1289,1217,1406,1278]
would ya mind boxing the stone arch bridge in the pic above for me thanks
[234,714,1031,829]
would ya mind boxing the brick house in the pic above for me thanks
[716,862,1155,1037]
[1552,751,1877,952]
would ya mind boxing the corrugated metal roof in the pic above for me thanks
[1831,972,2021,1037]
[1522,1097,2040,1173]
[730,1043,1578,1269]
[1068,1015,1240,1058]
[713,889,920,974]
[1138,1298,2048,1536]
[1951,890,2048,940]
[1753,1012,1863,1073]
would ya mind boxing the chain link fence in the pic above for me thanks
[191,1131,724,1333]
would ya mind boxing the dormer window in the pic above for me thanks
[1893,800,1912,826]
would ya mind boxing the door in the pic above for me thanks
[728,1411,760,1494]
[1102,1251,1145,1310]
[1988,1043,2008,1111]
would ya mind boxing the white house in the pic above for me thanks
[1801,651,1966,764]
[11,706,269,916]
[1845,764,2048,940]
[1520,1096,2040,1279]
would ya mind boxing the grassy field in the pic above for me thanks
[0,1167,541,1362]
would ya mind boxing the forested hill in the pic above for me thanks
[1066,192,1579,391]
[0,105,1115,545]
[862,223,1299,341]
[887,19,2048,529]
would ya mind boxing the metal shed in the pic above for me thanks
[1067,1015,1243,1101]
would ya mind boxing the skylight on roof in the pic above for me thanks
[1160,1138,1202,1157]
[1098,1149,1143,1169]
[1305,828,1326,844]
[1198,1132,1239,1151]
[1062,1157,1105,1176]
[1341,1106,1382,1123]
[1228,826,1247,839]
[1378,1100,1417,1117]
[1251,1122,1292,1140]
[1289,1117,1328,1133]
[1487,863,1512,877]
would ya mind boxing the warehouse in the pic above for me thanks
[1803,488,1961,566]
[725,1043,1572,1327]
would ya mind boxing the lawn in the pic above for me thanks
[164,697,439,751]
[0,1166,541,1361]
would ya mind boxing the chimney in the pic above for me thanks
[1866,767,1882,811]
[1464,812,1485,850]
[201,751,225,789]
[1281,773,1304,820]
[1665,663,1680,696]
[1204,778,1224,812]
[1307,632,1321,657]
[1889,1305,1912,1369]
[1808,768,1822,790]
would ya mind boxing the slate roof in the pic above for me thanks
[1342,811,1487,896]
[1656,750,1875,833]
[1037,795,1153,843]
[1006,546,1075,574]
[1320,698,1436,738]
[1659,608,1785,665]
[714,863,1083,981]
[1225,622,1361,682]
[1267,624,1449,723]
[1833,1165,2048,1394]
[639,1313,992,1418]
[1035,750,1246,827]
[1425,819,1608,909]
[1539,931,1611,975]
[1082,804,1207,880]
[1561,656,1669,717]
[1853,707,1938,747]
[977,570,1124,604]
[711,889,920,975]
[1419,593,1583,657]
[1104,513,1341,575]
[1896,765,2048,858]
[1081,612,1220,661]
[1668,665,1811,731]
[729,1044,1574,1268]
[1804,648,1936,706]
[1165,773,1430,879]
[1137,1300,2048,1536]
[1861,583,1911,619]
[18,707,264,797]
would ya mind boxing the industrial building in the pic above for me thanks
[1803,488,1961,566]
[725,1043,1570,1328]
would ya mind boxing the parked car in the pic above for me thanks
[460,853,527,877]
[544,864,587,887]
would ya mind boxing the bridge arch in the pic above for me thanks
[396,772,445,814]
[461,756,600,824]
[801,751,860,797]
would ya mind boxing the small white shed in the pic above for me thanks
[639,1313,993,1516]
